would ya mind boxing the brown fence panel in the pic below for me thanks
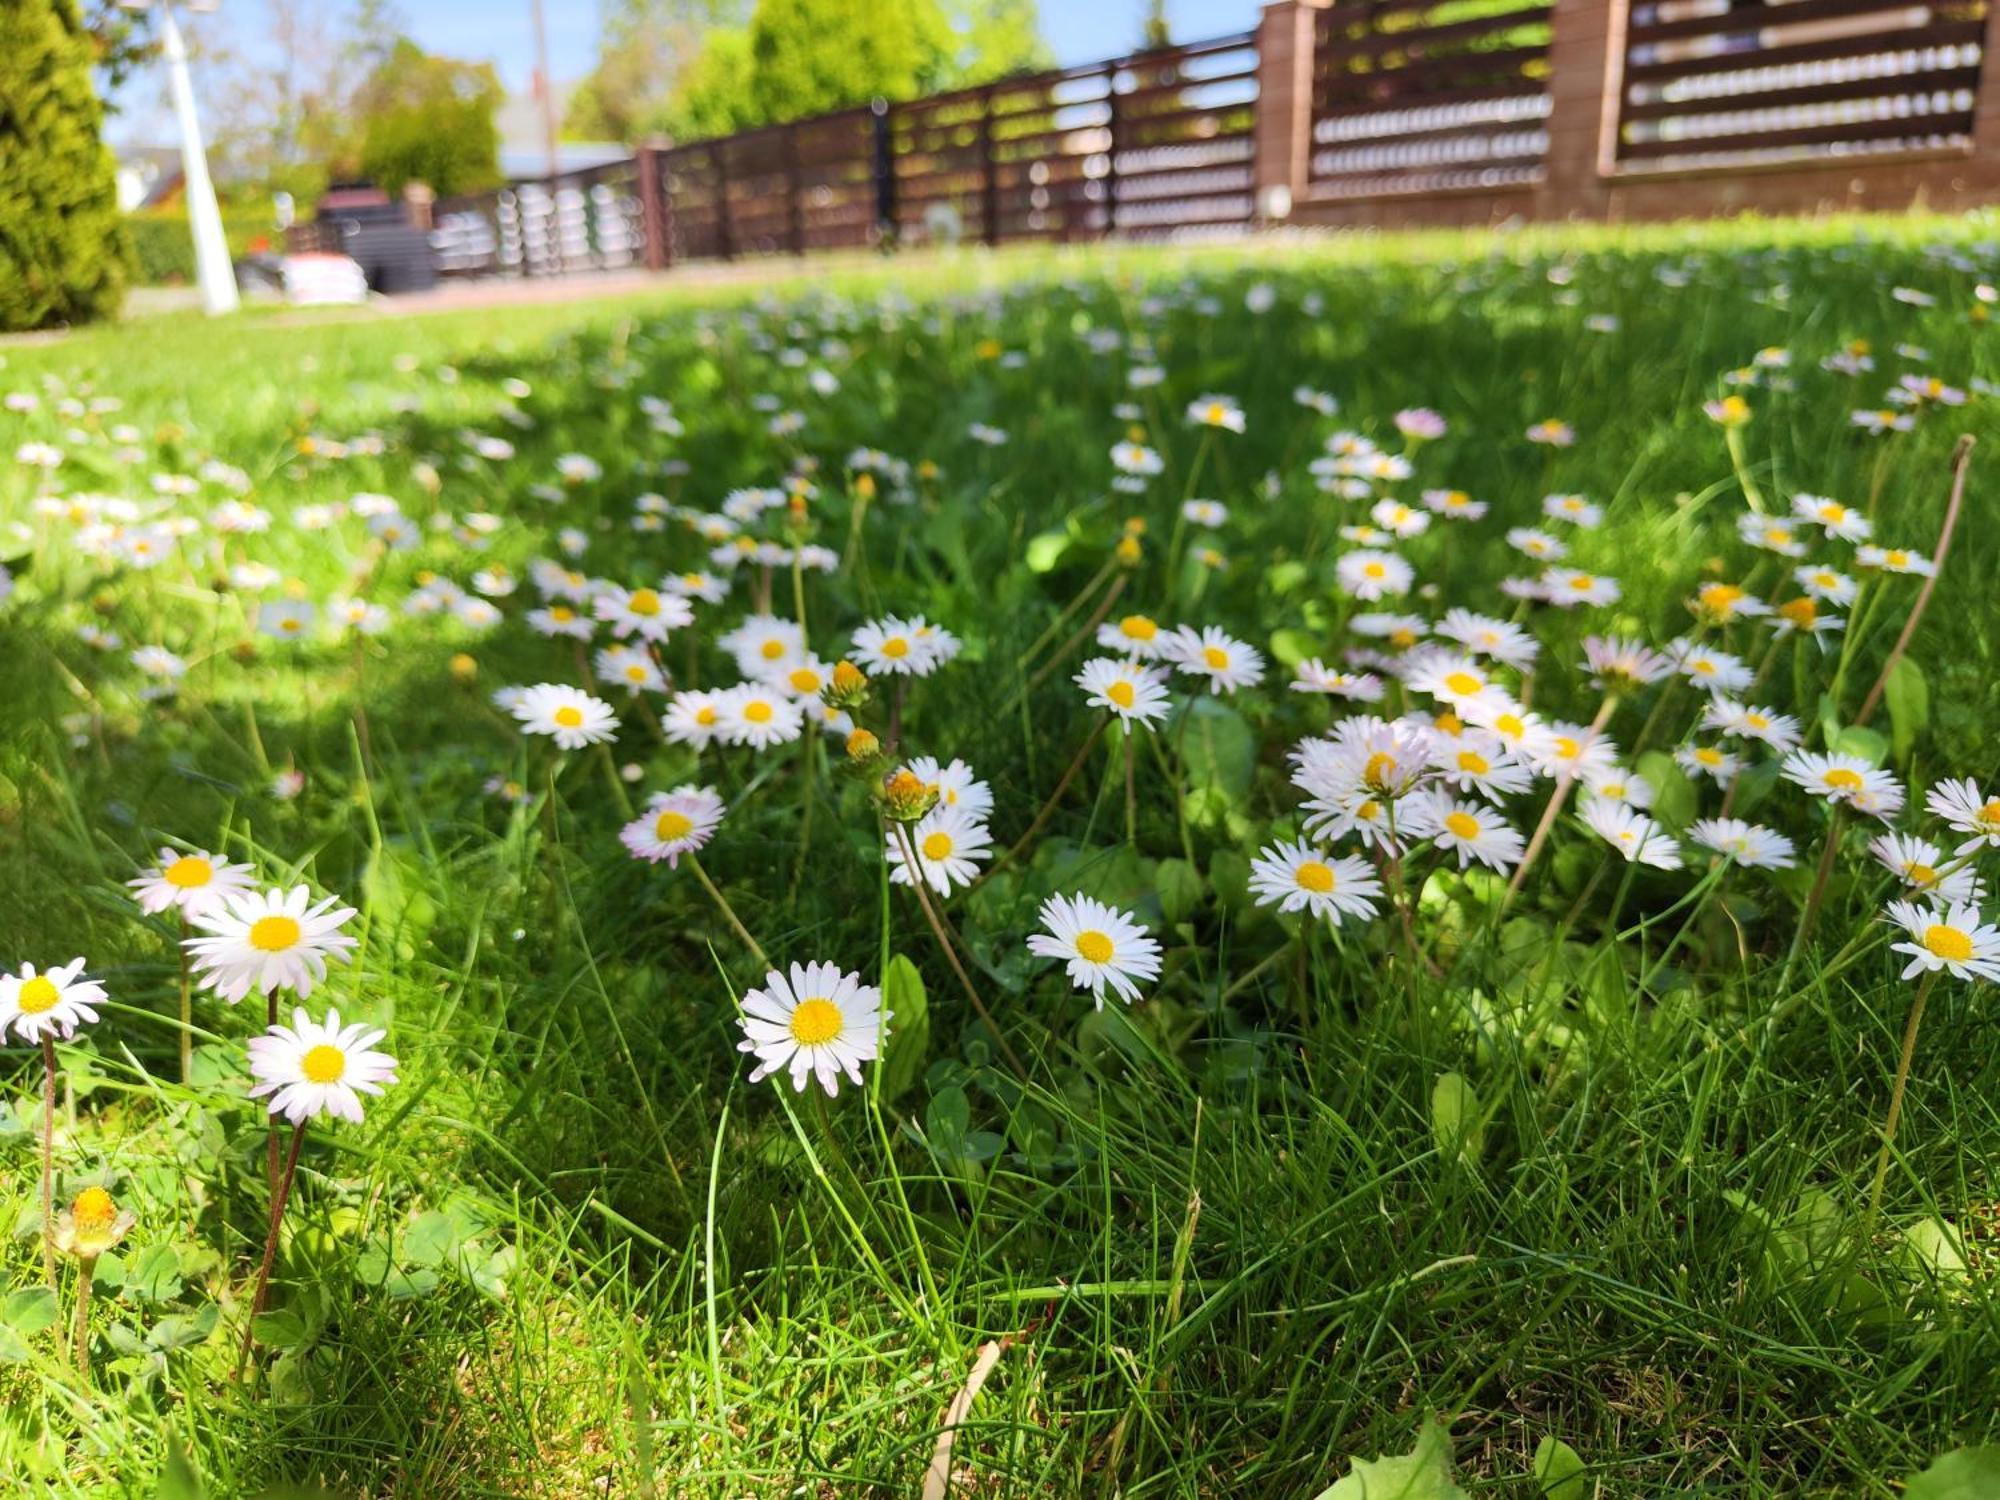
[1614,0,1987,168]
[1112,32,1262,236]
[660,142,728,261]
[716,126,796,255]
[1308,0,1554,199]
[891,88,995,244]
[987,63,1117,243]
[795,108,881,250]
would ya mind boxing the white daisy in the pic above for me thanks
[1165,626,1265,695]
[1781,751,1904,819]
[1247,840,1382,924]
[1926,777,2000,851]
[663,689,728,749]
[128,847,257,918]
[619,785,726,867]
[247,1007,398,1123]
[1870,832,1981,903]
[1406,792,1525,872]
[595,645,667,695]
[0,959,107,1041]
[1076,657,1172,726]
[717,684,805,750]
[886,804,992,896]
[184,886,359,1003]
[1026,892,1162,1007]
[719,614,807,677]
[1335,549,1413,601]
[594,584,693,644]
[1096,613,1170,660]
[1290,659,1385,701]
[511,684,620,750]
[1885,900,2000,983]
[1791,493,1871,542]
[1581,800,1683,870]
[851,616,936,677]
[904,756,994,819]
[737,962,884,1096]
[1688,817,1796,869]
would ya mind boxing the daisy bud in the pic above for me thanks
[854,471,877,500]
[879,768,939,824]
[1115,535,1142,568]
[1123,516,1147,536]
[1705,394,1751,427]
[449,652,478,683]
[55,1186,134,1260]
[826,659,870,709]
[845,728,881,762]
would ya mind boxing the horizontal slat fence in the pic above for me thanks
[1308,0,1556,198]
[1615,0,1989,167]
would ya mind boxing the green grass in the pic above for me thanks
[2,216,1999,1497]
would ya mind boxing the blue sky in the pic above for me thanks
[116,1,1261,144]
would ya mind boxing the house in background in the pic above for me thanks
[115,146,185,212]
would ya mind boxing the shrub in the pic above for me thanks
[123,210,273,287]
[0,0,128,330]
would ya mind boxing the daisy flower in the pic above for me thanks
[0,959,107,1041]
[1436,609,1538,670]
[527,603,593,640]
[1183,500,1228,528]
[1690,582,1768,626]
[904,756,994,819]
[1026,892,1162,1007]
[852,616,935,677]
[1187,394,1246,433]
[1793,564,1858,606]
[719,614,806,676]
[594,584,693,643]
[1530,722,1620,783]
[1430,731,1534,800]
[1772,596,1844,639]
[717,684,805,749]
[1406,792,1525,872]
[1856,544,1935,577]
[886,805,992,896]
[1582,800,1683,869]
[1335,549,1414,601]
[1885,900,2000,983]
[1871,832,1982,902]
[1582,636,1671,691]
[184,886,359,1003]
[1583,767,1655,808]
[767,656,833,700]
[665,569,731,605]
[1097,613,1169,660]
[737,961,885,1096]
[619,785,725,866]
[511,684,620,750]
[1791,493,1871,542]
[1675,743,1742,784]
[1927,777,2000,851]
[1421,488,1487,520]
[258,601,317,641]
[1076,657,1172,726]
[1505,527,1567,563]
[1543,492,1602,528]
[1526,419,1575,446]
[1666,638,1754,694]
[1540,569,1621,608]
[128,847,256,918]
[1738,512,1808,557]
[1248,840,1383,923]
[1165,626,1265,695]
[1370,499,1428,538]
[662,689,727,748]
[1781,751,1904,818]
[1703,698,1802,752]
[1290,659,1385,701]
[247,1008,398,1123]
[1688,817,1796,869]
[596,644,667,695]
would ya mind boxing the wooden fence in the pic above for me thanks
[387,0,2000,279]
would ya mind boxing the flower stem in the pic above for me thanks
[236,1121,306,1382]
[1780,805,1845,991]
[40,1036,57,1289]
[1855,433,1973,727]
[894,823,1028,1080]
[73,1256,97,1377]
[177,916,194,1085]
[1864,967,1940,1238]
[687,854,769,967]
[993,716,1110,876]
[1503,693,1616,911]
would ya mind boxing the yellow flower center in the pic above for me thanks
[249,915,302,952]
[681,573,706,588]
[1695,748,1723,766]
[743,700,774,724]
[1202,646,1229,670]
[1295,860,1335,893]
[1746,713,1769,730]
[1119,615,1158,642]
[1568,575,1595,592]
[1075,930,1115,964]
[1362,751,1397,791]
[1767,528,1793,546]
[1107,680,1136,709]
[1553,736,1580,759]
[550,606,574,622]
[1979,799,2000,828]
[1495,714,1525,739]
[1206,403,1226,423]
[882,637,910,659]
[17,976,60,1014]
[1780,598,1817,625]
[1444,811,1482,840]
[626,665,649,682]
[72,1186,116,1232]
[921,831,954,860]
[1822,768,1863,792]
[1924,924,1974,962]
[553,705,585,728]
[1907,863,1938,888]
[301,1043,346,1083]
[654,810,694,841]
[1363,561,1387,580]
[788,997,843,1046]
[1885,551,1910,568]
[164,856,213,888]
[759,638,786,660]
[1443,671,1482,696]
[1435,711,1463,735]
[627,588,661,616]
[1389,628,1417,648]
[788,668,820,692]
[1818,503,1847,522]
[1457,750,1491,775]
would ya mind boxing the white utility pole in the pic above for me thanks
[155,4,240,316]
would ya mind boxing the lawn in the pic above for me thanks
[2,219,1998,1498]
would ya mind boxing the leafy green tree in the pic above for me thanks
[942,0,1051,79]
[566,0,746,143]
[1,0,126,330]
[747,0,954,122]
[661,27,761,140]
[356,39,503,196]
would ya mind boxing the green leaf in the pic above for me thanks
[1025,529,1070,573]
[1533,1435,1587,1500]
[1884,656,1929,761]
[1831,723,1889,766]
[401,1210,462,1268]
[1429,1073,1483,1167]
[154,1439,207,1500]
[877,954,930,1105]
[1180,698,1256,800]
[1269,627,1320,670]
[1633,751,1695,831]
[251,1309,309,1350]
[124,1242,183,1303]
[1155,858,1204,925]
[925,1085,970,1154]
[0,1286,58,1334]
[1903,1446,2000,1500]
[1313,1415,1468,1500]
[147,1302,219,1350]
[1900,1216,1970,1281]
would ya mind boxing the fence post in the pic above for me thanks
[871,98,897,245]
[1104,63,1121,237]
[979,85,1000,246]
[1974,4,2000,168]
[785,123,806,256]
[713,142,736,260]
[1252,0,1326,223]
[635,143,667,271]
[1536,0,1627,220]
